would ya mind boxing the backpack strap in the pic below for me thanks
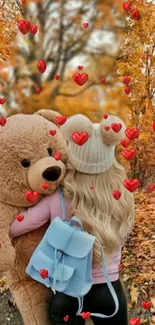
[90,239,119,318]
[58,187,66,221]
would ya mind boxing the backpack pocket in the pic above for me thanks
[26,251,74,291]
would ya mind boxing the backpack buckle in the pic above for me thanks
[57,249,64,255]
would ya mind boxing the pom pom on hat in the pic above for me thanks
[100,115,126,146]
[61,114,93,143]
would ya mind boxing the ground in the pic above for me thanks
[0,190,155,325]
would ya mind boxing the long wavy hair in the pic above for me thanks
[62,159,134,266]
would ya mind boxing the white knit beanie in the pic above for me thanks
[61,114,126,174]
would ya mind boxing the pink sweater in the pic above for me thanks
[9,189,122,284]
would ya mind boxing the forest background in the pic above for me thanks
[0,0,155,324]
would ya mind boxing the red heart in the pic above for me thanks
[42,184,49,190]
[132,9,140,20]
[125,128,139,140]
[129,318,141,325]
[101,77,106,84]
[16,215,24,222]
[103,114,108,119]
[40,269,48,279]
[152,122,155,132]
[25,190,39,203]
[112,190,121,200]
[148,184,155,191]
[122,148,136,160]
[49,129,57,136]
[118,263,123,269]
[55,74,60,80]
[141,301,151,309]
[63,315,69,322]
[81,312,90,320]
[111,123,122,133]
[0,117,6,126]
[36,87,42,93]
[72,132,89,146]
[122,77,131,85]
[55,116,67,125]
[124,86,131,95]
[18,20,30,34]
[120,138,130,148]
[21,0,26,3]
[123,1,132,12]
[0,98,6,105]
[78,65,83,70]
[54,152,62,161]
[105,126,110,131]
[90,186,94,190]
[30,25,38,35]
[72,73,88,86]
[83,23,88,28]
[37,60,46,73]
[124,179,140,192]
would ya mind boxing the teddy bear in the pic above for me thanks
[0,109,69,325]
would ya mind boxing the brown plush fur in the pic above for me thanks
[0,110,68,325]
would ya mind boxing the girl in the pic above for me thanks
[10,113,135,325]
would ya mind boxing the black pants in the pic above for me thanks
[49,279,128,325]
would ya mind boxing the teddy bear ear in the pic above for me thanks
[100,115,126,146]
[34,109,61,126]
[61,114,93,142]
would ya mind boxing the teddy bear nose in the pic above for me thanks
[42,166,61,181]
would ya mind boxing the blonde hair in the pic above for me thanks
[62,159,135,266]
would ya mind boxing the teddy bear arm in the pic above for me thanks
[0,203,17,272]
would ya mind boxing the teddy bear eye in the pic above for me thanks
[21,159,31,168]
[47,148,53,156]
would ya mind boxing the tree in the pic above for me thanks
[0,0,126,119]
[117,0,155,182]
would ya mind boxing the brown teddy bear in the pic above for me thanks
[0,109,68,325]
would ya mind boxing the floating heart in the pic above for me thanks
[141,301,151,309]
[72,132,89,146]
[124,86,131,95]
[122,148,136,160]
[101,77,106,84]
[120,138,130,148]
[40,269,48,279]
[42,184,49,190]
[90,186,94,190]
[54,152,62,161]
[111,123,122,133]
[0,117,6,126]
[30,25,38,35]
[16,215,24,222]
[78,65,83,70]
[0,97,6,104]
[63,315,69,322]
[129,318,141,325]
[148,184,155,191]
[72,73,88,86]
[55,116,67,125]
[103,114,108,119]
[18,20,30,34]
[112,190,121,200]
[132,9,140,20]
[125,128,139,140]
[81,312,90,320]
[122,77,131,85]
[55,74,60,80]
[37,60,46,73]
[118,263,123,269]
[123,179,140,192]
[49,129,57,136]
[105,126,110,131]
[21,0,26,3]
[36,87,41,93]
[152,122,155,132]
[123,1,132,12]
[83,23,88,28]
[25,190,39,203]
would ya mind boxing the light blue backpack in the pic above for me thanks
[26,187,119,318]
